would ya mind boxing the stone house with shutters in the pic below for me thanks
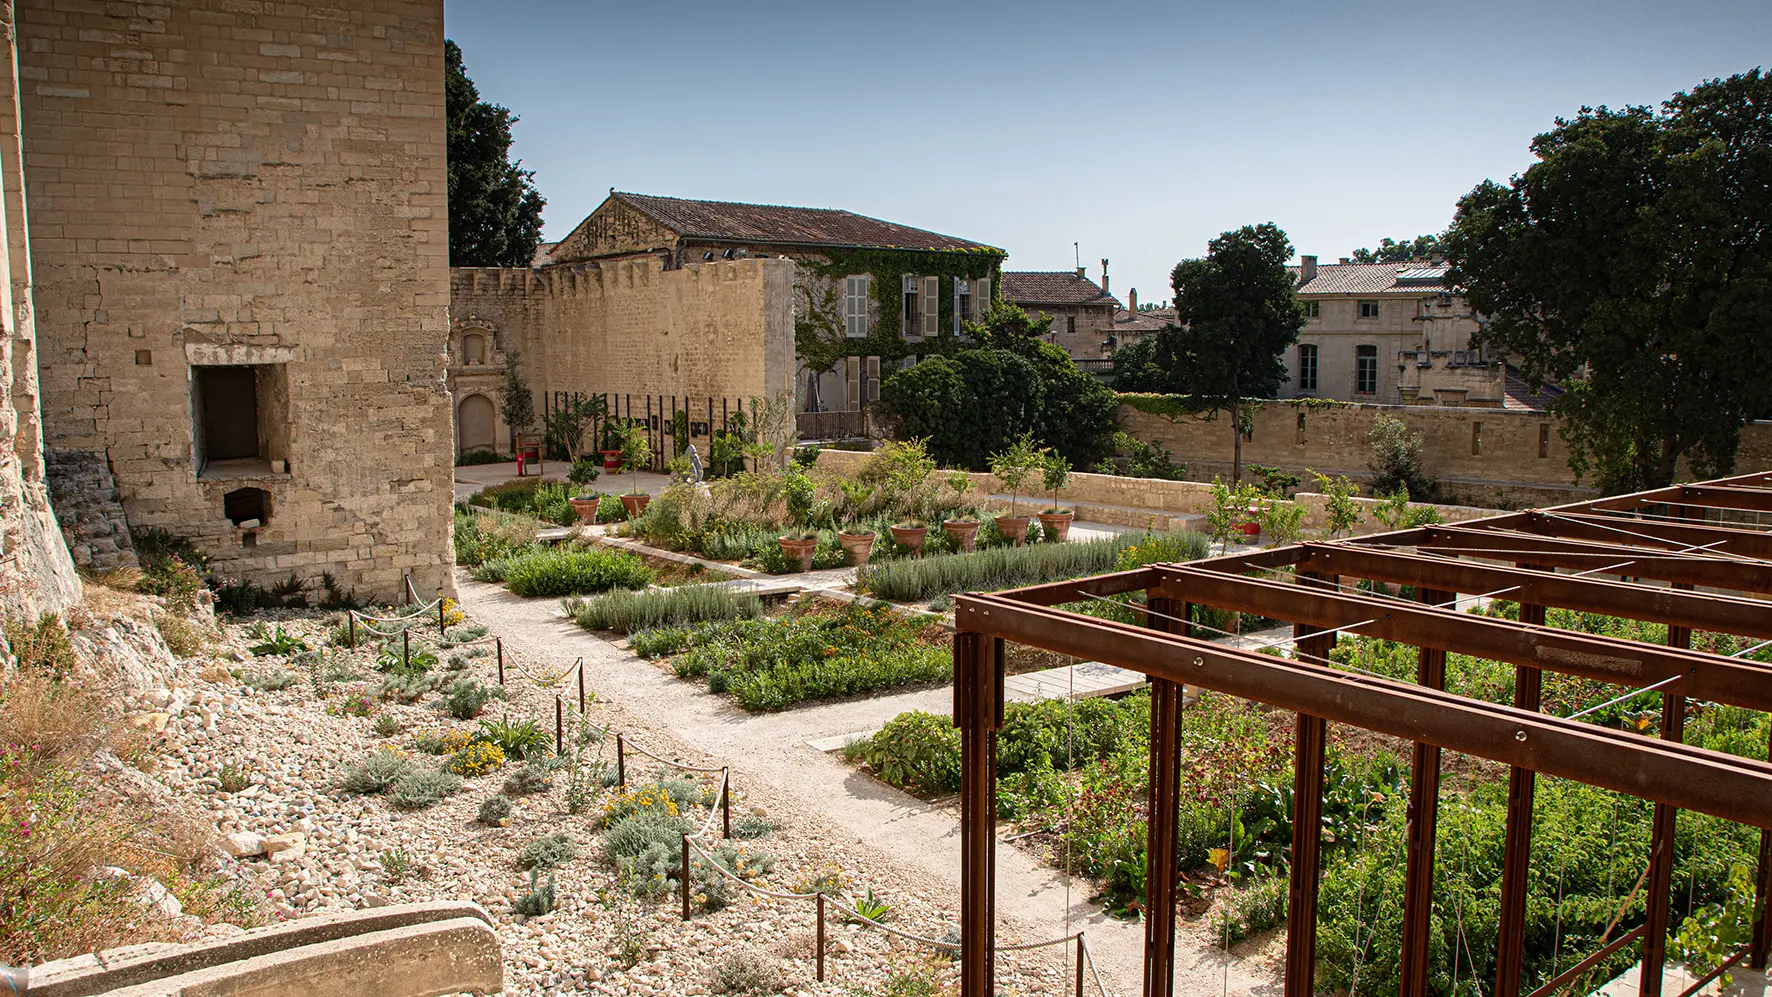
[1001,267,1120,358]
[449,191,1004,450]
[1280,256,1548,408]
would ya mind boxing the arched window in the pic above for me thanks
[461,332,486,365]
[458,394,496,454]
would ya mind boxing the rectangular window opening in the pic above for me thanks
[1471,421,1483,456]
[1355,345,1378,395]
[954,279,972,333]
[1538,423,1551,459]
[843,275,871,338]
[1358,300,1381,319]
[1303,300,1320,319]
[193,363,288,478]
[902,275,920,340]
[1297,344,1318,392]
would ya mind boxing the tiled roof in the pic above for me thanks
[611,192,1001,253]
[1292,261,1453,296]
[1503,366,1564,412]
[1111,306,1172,333]
[1001,271,1118,307]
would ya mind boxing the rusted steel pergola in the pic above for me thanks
[951,470,1772,997]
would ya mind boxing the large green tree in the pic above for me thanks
[1349,233,1444,264]
[879,302,1116,470]
[1161,223,1306,482]
[446,40,545,267]
[1445,69,1772,492]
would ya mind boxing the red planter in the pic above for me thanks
[942,519,980,553]
[1038,511,1074,543]
[600,450,623,471]
[994,515,1031,546]
[837,530,876,566]
[568,497,599,524]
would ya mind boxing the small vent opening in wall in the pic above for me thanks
[224,487,270,527]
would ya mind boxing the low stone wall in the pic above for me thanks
[27,901,500,997]
[813,448,1494,533]
[1113,397,1772,510]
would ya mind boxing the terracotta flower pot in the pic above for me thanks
[837,530,876,566]
[889,524,929,556]
[778,536,818,572]
[994,515,1031,546]
[600,450,623,471]
[942,519,980,553]
[1038,510,1074,543]
[569,497,600,524]
[619,493,651,520]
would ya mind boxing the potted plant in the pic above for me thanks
[1037,453,1074,543]
[883,439,936,557]
[599,422,624,471]
[836,526,876,565]
[567,459,601,523]
[941,471,981,552]
[777,466,825,572]
[617,424,653,520]
[778,532,819,572]
[988,434,1043,546]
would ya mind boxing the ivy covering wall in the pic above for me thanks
[794,246,1004,373]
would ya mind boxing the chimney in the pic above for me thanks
[1339,257,1351,265]
[1100,258,1110,296]
[1075,265,1086,278]
[1128,288,1138,313]
[1300,255,1317,285]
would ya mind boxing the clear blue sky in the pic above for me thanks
[443,0,1769,306]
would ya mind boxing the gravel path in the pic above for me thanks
[458,571,1283,996]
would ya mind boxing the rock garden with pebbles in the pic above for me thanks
[130,605,1075,995]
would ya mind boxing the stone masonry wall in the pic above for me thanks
[0,2,79,616]
[18,0,454,602]
[1117,400,1772,508]
[449,256,797,451]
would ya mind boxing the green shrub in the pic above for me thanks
[502,759,553,796]
[649,604,950,711]
[512,869,556,917]
[388,768,462,810]
[438,678,503,720]
[477,714,551,760]
[518,832,579,870]
[856,533,1137,602]
[602,810,693,898]
[494,547,654,598]
[376,670,435,704]
[455,447,504,466]
[855,711,961,794]
[476,794,512,825]
[732,814,777,840]
[711,950,781,995]
[454,507,540,568]
[335,750,413,795]
[564,584,763,634]
[235,668,297,693]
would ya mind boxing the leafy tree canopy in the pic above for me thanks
[1349,233,1444,264]
[879,303,1116,470]
[446,39,545,268]
[1445,69,1772,491]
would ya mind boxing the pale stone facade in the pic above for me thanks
[1002,266,1119,359]
[18,0,454,602]
[1281,257,1501,406]
[0,2,79,616]
[455,192,1002,451]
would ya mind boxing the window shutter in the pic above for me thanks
[845,356,861,409]
[864,356,881,404]
[976,277,991,319]
[922,276,939,338]
[953,280,964,334]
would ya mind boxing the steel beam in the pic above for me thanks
[953,630,1001,997]
[1400,588,1450,997]
[1414,528,1772,594]
[1233,544,1772,638]
[1583,482,1772,515]
[1286,570,1335,997]
[953,594,1772,829]
[1494,593,1546,997]
[1149,565,1772,713]
[1518,511,1772,561]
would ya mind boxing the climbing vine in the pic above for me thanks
[794,246,1004,374]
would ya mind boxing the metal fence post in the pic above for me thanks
[616,733,626,786]
[554,697,563,755]
[721,767,731,839]
[816,892,826,982]
[680,836,692,921]
[437,589,446,635]
[496,638,504,685]
[401,629,409,669]
[577,657,585,713]
[347,613,356,649]
[1075,933,1086,997]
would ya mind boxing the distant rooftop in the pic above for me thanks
[605,191,1002,254]
[1001,271,1118,307]
[1293,260,1453,296]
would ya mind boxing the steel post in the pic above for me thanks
[955,629,1002,997]
[1641,597,1692,997]
[1401,588,1451,997]
[1143,596,1183,997]
[1286,570,1335,997]
[1495,594,1547,997]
